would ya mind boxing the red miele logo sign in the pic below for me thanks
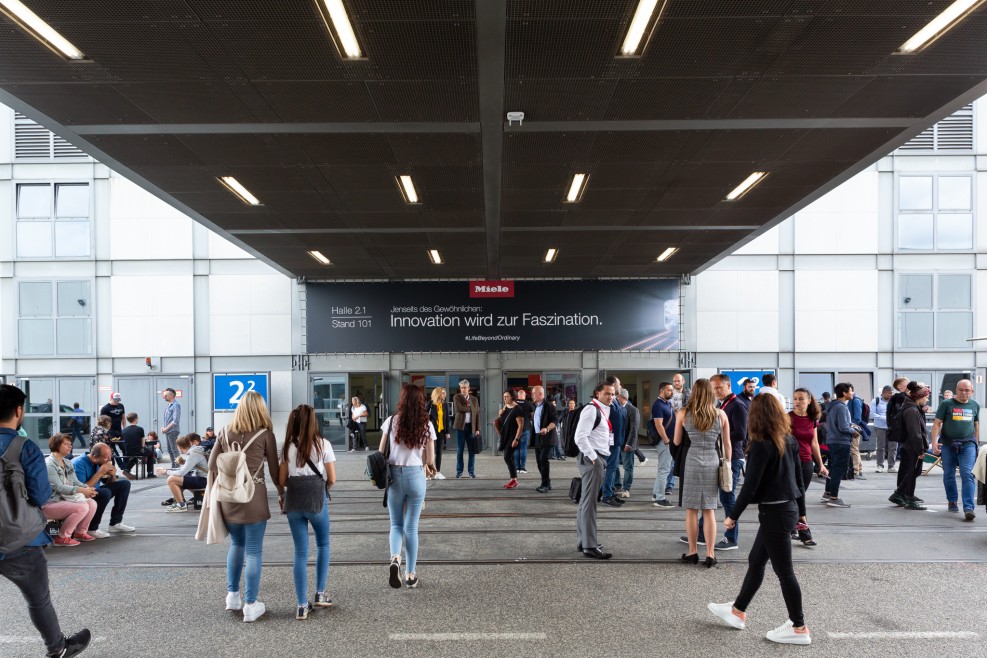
[469,280,515,298]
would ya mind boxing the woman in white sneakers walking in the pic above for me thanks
[279,404,336,620]
[380,384,436,589]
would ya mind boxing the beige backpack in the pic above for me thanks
[214,429,267,504]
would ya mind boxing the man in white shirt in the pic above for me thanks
[757,373,785,409]
[574,382,615,560]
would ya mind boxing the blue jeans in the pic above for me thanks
[287,500,330,606]
[514,430,530,470]
[652,442,673,500]
[940,441,977,511]
[456,425,476,477]
[667,461,676,490]
[602,439,624,499]
[699,459,743,543]
[227,520,267,604]
[826,443,852,498]
[619,449,636,491]
[388,465,426,574]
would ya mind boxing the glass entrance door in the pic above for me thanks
[311,372,386,448]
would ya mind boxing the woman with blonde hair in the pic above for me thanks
[708,394,810,645]
[279,404,336,620]
[675,378,731,567]
[207,390,282,622]
[426,387,451,480]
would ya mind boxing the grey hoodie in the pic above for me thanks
[167,445,208,478]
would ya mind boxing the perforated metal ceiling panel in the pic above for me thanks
[2,0,986,280]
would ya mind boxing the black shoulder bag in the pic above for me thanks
[283,440,330,514]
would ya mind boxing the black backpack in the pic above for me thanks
[886,392,907,443]
[366,416,392,490]
[1,437,47,554]
[860,399,871,424]
[563,403,602,458]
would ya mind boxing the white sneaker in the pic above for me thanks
[109,523,135,533]
[89,529,110,539]
[434,472,446,480]
[766,620,811,645]
[620,490,630,499]
[874,466,885,473]
[887,466,898,473]
[225,591,243,611]
[242,601,266,623]
[708,602,746,630]
[518,469,527,474]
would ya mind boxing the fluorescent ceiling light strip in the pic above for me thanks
[428,249,443,265]
[656,247,678,262]
[398,175,419,203]
[899,0,984,53]
[566,173,587,202]
[621,0,661,55]
[322,0,362,58]
[308,250,331,265]
[0,0,85,59]
[544,248,558,263]
[725,172,768,201]
[218,176,261,206]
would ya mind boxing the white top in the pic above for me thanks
[574,399,613,462]
[285,439,336,477]
[758,387,786,408]
[382,415,437,467]
[352,404,368,424]
[464,396,472,424]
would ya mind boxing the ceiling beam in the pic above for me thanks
[228,225,759,235]
[72,122,480,135]
[475,0,507,278]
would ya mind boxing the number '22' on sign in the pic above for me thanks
[228,380,256,406]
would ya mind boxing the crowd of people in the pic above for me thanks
[2,370,983,655]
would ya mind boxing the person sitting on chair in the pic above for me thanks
[157,433,208,512]
[121,413,155,479]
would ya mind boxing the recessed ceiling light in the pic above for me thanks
[0,0,86,60]
[428,249,443,265]
[397,175,419,204]
[656,247,678,262]
[897,0,986,54]
[308,250,332,265]
[217,176,261,206]
[544,248,558,263]
[620,0,667,56]
[316,0,363,59]
[724,172,768,201]
[565,173,589,203]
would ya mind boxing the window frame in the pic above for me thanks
[15,278,95,357]
[895,271,974,351]
[13,180,94,260]
[894,173,975,253]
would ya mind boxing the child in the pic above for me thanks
[157,433,208,511]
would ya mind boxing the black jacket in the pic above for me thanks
[426,402,453,437]
[532,400,559,448]
[730,435,806,520]
[720,394,749,461]
[898,397,929,455]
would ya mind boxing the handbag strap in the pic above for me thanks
[293,437,327,483]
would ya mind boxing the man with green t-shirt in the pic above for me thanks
[931,380,980,521]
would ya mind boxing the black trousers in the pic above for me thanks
[435,432,447,473]
[734,500,804,628]
[536,445,553,487]
[895,447,923,498]
[0,546,65,654]
[91,478,131,530]
[502,440,518,479]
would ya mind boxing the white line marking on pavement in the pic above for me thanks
[389,633,548,642]
[828,632,978,640]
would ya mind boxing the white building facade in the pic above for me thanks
[2,99,984,451]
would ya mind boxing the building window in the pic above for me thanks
[16,377,95,451]
[17,280,93,356]
[896,175,974,251]
[897,273,973,349]
[15,183,92,259]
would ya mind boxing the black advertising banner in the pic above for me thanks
[306,279,680,353]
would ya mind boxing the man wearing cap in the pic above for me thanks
[931,379,980,521]
[160,388,181,468]
[201,426,216,452]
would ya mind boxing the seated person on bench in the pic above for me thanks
[156,433,207,512]
[121,413,156,479]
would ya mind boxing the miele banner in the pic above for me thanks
[306,279,680,353]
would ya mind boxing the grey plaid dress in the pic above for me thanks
[681,413,722,510]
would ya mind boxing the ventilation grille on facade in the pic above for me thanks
[13,112,86,159]
[898,104,974,152]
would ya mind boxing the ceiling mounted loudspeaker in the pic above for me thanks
[507,111,524,126]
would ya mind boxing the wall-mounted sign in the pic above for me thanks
[720,370,775,396]
[306,279,680,353]
[213,373,270,412]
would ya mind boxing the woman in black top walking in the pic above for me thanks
[888,381,931,511]
[708,394,811,646]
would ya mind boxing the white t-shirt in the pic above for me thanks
[285,439,336,477]
[352,404,368,424]
[381,415,437,467]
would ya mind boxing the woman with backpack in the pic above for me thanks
[208,390,282,622]
[380,384,436,589]
[708,394,811,645]
[279,404,336,620]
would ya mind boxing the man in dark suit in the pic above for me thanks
[530,386,558,493]
[617,389,641,498]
